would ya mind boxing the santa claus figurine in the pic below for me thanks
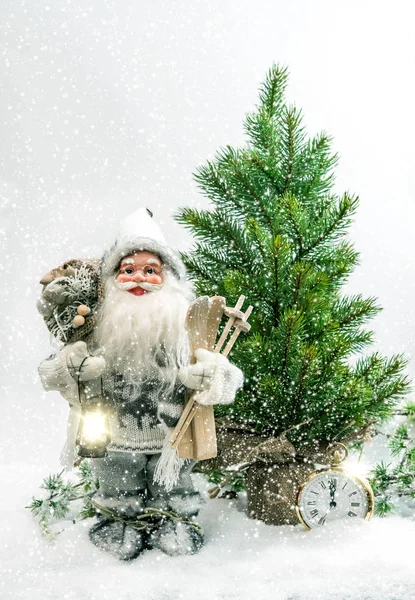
[38,208,243,560]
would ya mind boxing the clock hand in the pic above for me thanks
[318,512,328,526]
[329,481,337,509]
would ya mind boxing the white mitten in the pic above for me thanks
[39,352,78,401]
[178,348,218,391]
[194,352,243,406]
[63,341,106,382]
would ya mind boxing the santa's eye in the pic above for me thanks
[144,266,156,275]
[124,268,134,275]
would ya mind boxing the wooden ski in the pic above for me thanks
[171,295,252,460]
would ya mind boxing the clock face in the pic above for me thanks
[297,468,372,529]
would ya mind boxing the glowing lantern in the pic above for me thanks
[76,380,111,458]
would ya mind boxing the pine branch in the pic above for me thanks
[258,64,289,120]
[370,419,415,515]
[290,345,315,424]
[27,464,100,539]
[245,151,282,200]
[229,152,276,232]
[300,133,338,202]
[279,193,305,255]
[278,309,305,395]
[300,194,359,259]
[177,207,256,267]
[279,105,306,195]
[313,295,381,343]
[193,156,238,209]
[195,147,278,231]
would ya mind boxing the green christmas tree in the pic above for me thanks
[176,65,410,454]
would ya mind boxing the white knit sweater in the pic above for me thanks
[38,347,243,468]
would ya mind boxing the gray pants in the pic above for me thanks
[91,451,202,517]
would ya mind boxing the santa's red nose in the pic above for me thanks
[117,272,146,284]
[131,272,146,282]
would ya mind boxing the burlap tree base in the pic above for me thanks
[245,460,314,526]
[205,423,318,526]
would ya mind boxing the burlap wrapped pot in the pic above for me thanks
[205,423,317,526]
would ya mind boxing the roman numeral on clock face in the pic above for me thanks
[348,511,357,517]
[348,491,357,497]
[351,502,360,507]
[310,509,319,518]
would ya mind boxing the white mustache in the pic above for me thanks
[115,281,163,292]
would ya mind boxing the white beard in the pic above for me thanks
[94,272,192,393]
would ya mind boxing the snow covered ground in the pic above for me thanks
[2,463,415,600]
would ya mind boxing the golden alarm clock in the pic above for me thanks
[296,443,375,530]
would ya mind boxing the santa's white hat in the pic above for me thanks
[101,208,187,282]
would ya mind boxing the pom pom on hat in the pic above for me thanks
[118,207,167,246]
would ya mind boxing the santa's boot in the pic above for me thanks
[88,452,149,560]
[89,493,146,561]
[146,491,204,556]
[148,519,204,556]
[146,454,204,556]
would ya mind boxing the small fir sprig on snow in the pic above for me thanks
[370,403,415,516]
[201,467,246,498]
[27,461,99,538]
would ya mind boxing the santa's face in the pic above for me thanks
[95,252,190,386]
[115,251,164,297]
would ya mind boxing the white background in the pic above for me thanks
[1,2,414,598]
